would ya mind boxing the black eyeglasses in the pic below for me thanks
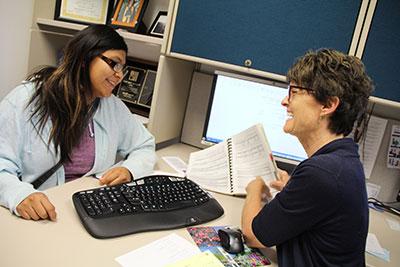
[99,55,126,73]
[288,84,315,101]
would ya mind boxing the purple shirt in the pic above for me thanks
[64,120,96,181]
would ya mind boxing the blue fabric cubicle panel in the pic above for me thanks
[361,1,400,103]
[171,0,361,75]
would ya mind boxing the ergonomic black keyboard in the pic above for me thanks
[72,175,224,238]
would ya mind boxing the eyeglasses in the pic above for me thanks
[288,84,315,101]
[99,55,126,73]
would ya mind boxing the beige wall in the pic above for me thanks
[0,1,34,100]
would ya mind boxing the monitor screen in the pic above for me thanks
[202,71,307,165]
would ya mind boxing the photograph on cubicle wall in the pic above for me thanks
[110,0,149,33]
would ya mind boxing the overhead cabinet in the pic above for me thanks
[359,0,400,103]
[169,0,363,76]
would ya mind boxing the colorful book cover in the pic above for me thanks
[187,226,271,267]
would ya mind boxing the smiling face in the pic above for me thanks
[281,83,324,141]
[89,49,126,99]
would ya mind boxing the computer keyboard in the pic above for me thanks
[72,175,224,238]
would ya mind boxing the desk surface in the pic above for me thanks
[0,143,399,267]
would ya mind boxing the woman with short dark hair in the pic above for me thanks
[242,48,373,266]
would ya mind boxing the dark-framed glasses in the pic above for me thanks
[288,84,315,101]
[99,55,126,73]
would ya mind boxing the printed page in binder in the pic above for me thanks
[186,124,278,195]
[185,140,231,193]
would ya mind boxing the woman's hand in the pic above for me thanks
[246,176,271,200]
[99,166,133,186]
[16,192,57,221]
[270,169,290,191]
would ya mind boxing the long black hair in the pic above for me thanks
[27,24,127,162]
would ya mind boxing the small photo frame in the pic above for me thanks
[117,66,147,104]
[138,70,157,107]
[54,0,114,25]
[148,11,167,38]
[110,0,149,32]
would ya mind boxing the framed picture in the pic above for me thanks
[110,0,149,32]
[148,11,168,38]
[138,70,157,107]
[117,66,147,104]
[54,0,115,25]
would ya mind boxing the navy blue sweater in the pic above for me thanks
[252,138,369,267]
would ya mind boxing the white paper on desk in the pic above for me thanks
[115,233,200,267]
[358,116,388,178]
[366,233,385,255]
[366,233,391,262]
[162,156,188,175]
[151,170,185,178]
[386,218,400,231]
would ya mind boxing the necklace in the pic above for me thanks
[88,121,94,138]
[86,100,99,139]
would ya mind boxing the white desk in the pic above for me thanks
[0,143,398,267]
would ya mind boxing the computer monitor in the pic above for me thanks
[202,71,307,166]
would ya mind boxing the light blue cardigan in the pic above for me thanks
[0,82,156,215]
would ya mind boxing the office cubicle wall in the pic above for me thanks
[181,71,400,202]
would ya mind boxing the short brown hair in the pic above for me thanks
[287,48,374,136]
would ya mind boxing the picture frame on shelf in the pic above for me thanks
[148,11,168,38]
[54,0,114,25]
[116,59,157,117]
[117,66,147,104]
[138,70,157,107]
[110,0,149,33]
